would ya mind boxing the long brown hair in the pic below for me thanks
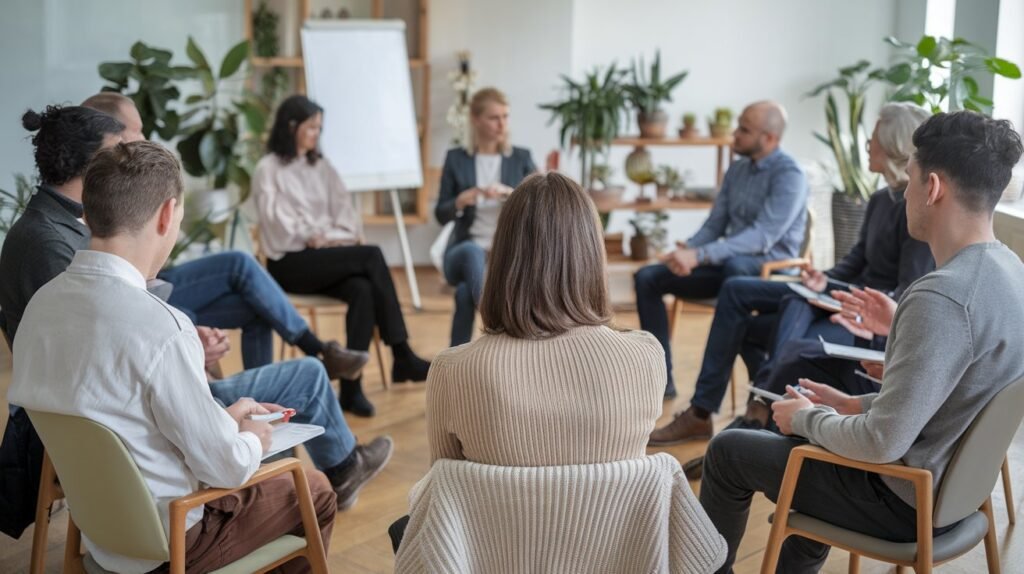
[480,172,612,339]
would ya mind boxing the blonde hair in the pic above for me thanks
[481,172,612,339]
[876,102,931,190]
[467,87,511,155]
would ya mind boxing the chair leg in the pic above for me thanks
[64,515,83,573]
[667,298,682,339]
[895,567,907,574]
[373,328,389,389]
[847,552,859,574]
[1002,456,1015,525]
[290,466,330,574]
[982,497,1002,574]
[30,452,59,574]
[729,369,737,414]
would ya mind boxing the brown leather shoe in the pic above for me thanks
[322,341,370,380]
[648,407,713,446]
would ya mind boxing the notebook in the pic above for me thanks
[818,336,886,363]
[787,283,842,313]
[262,423,325,460]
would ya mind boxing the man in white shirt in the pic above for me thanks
[10,141,337,573]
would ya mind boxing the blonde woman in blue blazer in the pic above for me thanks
[435,88,536,346]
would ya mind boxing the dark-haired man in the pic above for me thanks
[699,111,1024,572]
[81,92,369,385]
[10,141,333,572]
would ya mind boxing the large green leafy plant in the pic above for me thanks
[540,65,628,189]
[98,42,197,140]
[806,60,885,202]
[883,35,1021,114]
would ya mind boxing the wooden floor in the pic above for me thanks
[1,267,1022,573]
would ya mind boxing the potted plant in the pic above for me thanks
[540,65,628,190]
[882,35,1021,114]
[708,107,733,138]
[679,112,698,138]
[655,165,684,199]
[807,60,883,259]
[623,50,688,139]
[628,210,668,261]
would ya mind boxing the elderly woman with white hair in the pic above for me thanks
[649,102,935,447]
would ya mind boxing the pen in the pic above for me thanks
[245,408,296,422]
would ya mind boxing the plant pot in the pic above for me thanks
[638,110,668,139]
[604,232,624,256]
[708,123,731,138]
[656,185,671,199]
[678,126,699,139]
[832,193,867,260]
[629,235,649,261]
[588,185,625,207]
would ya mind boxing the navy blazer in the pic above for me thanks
[434,146,536,250]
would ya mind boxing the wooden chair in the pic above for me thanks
[250,228,389,389]
[665,209,815,413]
[28,451,63,574]
[761,375,1024,574]
[27,409,328,574]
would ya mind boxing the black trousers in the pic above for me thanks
[700,429,954,573]
[267,245,408,351]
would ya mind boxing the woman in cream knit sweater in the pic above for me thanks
[426,171,664,465]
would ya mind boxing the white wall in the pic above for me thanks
[994,0,1024,131]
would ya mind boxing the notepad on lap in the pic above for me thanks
[262,423,325,460]
[787,283,842,312]
[818,336,886,363]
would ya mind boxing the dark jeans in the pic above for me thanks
[700,429,943,573]
[634,256,766,390]
[443,241,486,346]
[267,245,409,352]
[691,279,854,412]
[754,339,881,398]
[159,251,310,369]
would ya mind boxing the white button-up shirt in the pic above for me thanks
[8,250,262,574]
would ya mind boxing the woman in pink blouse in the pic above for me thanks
[253,95,430,417]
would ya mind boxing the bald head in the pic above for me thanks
[81,92,144,142]
[746,101,787,137]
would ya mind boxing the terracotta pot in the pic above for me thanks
[604,232,624,256]
[656,185,671,199]
[630,235,649,261]
[638,110,668,139]
[678,126,699,139]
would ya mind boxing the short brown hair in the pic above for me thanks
[83,141,183,238]
[480,172,611,339]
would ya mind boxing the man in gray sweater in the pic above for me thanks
[698,111,1024,573]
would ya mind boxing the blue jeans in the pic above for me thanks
[443,241,486,346]
[208,358,355,470]
[634,256,766,391]
[159,252,310,369]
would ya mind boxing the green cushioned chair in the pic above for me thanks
[27,409,329,574]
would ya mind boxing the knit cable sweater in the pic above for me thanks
[395,454,727,573]
[426,325,665,466]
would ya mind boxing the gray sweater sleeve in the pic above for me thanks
[792,289,972,463]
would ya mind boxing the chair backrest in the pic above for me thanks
[933,376,1024,527]
[801,207,815,261]
[26,410,170,561]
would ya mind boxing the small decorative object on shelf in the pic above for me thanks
[654,165,684,199]
[629,210,668,261]
[625,146,656,202]
[708,107,733,138]
[446,51,476,147]
[679,112,698,138]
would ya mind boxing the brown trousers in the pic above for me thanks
[152,470,337,573]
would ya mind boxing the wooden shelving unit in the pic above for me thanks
[611,135,734,189]
[243,0,431,224]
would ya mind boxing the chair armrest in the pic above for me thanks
[761,444,934,574]
[759,258,809,279]
[170,458,304,513]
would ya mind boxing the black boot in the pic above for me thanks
[391,341,431,383]
[339,377,375,417]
